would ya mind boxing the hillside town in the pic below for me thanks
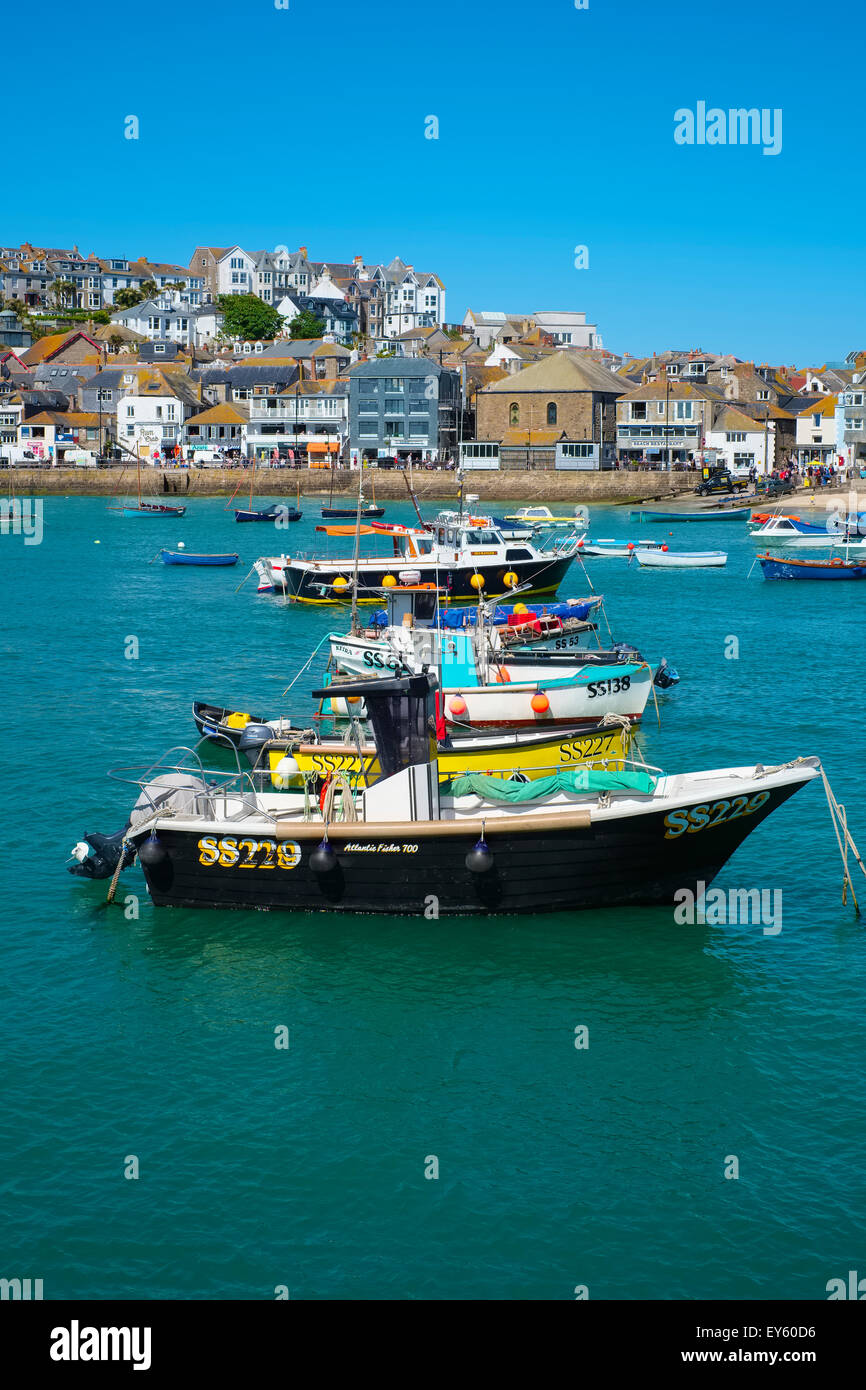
[1,237,865,478]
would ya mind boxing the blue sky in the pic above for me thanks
[5,0,864,362]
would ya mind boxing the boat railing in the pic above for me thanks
[107,744,267,823]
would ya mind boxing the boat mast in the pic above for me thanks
[350,468,364,635]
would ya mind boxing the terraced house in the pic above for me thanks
[616,379,718,466]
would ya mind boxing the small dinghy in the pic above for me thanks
[192,701,299,746]
[161,550,238,567]
[577,538,663,558]
[634,548,727,569]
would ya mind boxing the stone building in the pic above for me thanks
[475,351,623,469]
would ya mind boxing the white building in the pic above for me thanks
[529,311,600,348]
[215,247,257,296]
[110,297,223,349]
[792,395,842,466]
[705,405,772,473]
[116,383,191,458]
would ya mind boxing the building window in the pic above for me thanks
[675,401,693,420]
[631,403,647,421]
[509,403,520,426]
[758,390,770,401]
[546,402,557,426]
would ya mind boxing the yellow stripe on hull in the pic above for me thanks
[282,581,564,606]
[267,724,633,787]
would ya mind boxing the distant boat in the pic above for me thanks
[112,454,186,517]
[578,538,663,558]
[505,505,588,531]
[629,505,751,522]
[233,465,302,522]
[123,502,186,517]
[235,503,301,523]
[161,550,238,567]
[635,548,727,568]
[322,473,384,520]
[758,552,866,581]
[321,504,385,520]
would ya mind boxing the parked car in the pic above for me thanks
[695,469,749,496]
[757,475,795,498]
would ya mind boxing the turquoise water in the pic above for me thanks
[2,494,865,1300]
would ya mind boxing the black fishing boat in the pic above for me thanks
[71,673,818,915]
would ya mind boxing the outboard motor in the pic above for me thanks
[653,659,680,690]
[68,773,207,881]
[69,828,135,880]
[238,722,275,767]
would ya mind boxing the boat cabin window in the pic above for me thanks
[415,537,434,555]
[462,529,499,545]
[413,589,438,623]
[505,547,532,560]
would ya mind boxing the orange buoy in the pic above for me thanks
[662,544,668,551]
[530,691,550,714]
[449,694,468,717]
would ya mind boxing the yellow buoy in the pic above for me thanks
[382,574,397,587]
[470,573,485,591]
[332,576,349,591]
[503,570,518,588]
[514,602,528,614]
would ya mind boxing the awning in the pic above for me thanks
[315,523,379,536]
[308,440,341,453]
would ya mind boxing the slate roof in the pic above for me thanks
[483,351,623,396]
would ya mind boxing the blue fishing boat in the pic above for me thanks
[161,550,238,567]
[629,505,751,523]
[759,552,866,581]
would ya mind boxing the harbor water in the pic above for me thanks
[1,495,864,1300]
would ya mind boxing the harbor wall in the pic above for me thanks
[5,468,702,504]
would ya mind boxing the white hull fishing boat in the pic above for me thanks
[326,583,675,724]
[635,549,727,569]
[68,673,821,917]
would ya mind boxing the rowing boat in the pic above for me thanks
[629,505,751,522]
[161,550,238,566]
[635,548,727,569]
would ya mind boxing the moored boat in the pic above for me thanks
[629,506,751,522]
[255,518,580,603]
[123,502,187,518]
[635,548,727,569]
[235,503,301,523]
[161,550,239,566]
[68,672,820,916]
[758,552,866,580]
